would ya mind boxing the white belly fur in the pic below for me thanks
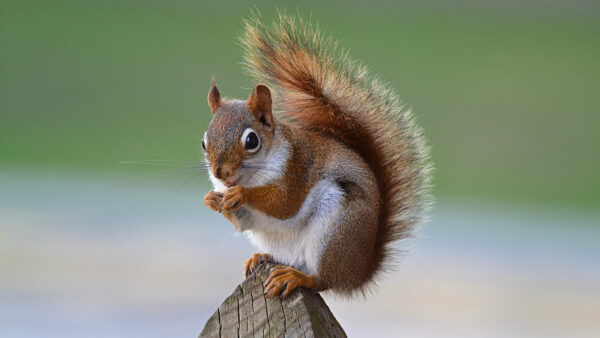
[235,179,344,275]
[206,128,344,276]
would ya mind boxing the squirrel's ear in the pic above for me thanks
[207,79,221,114]
[247,84,274,128]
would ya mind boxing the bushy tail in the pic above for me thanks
[242,13,432,280]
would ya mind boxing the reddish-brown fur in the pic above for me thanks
[240,14,432,294]
[207,88,322,220]
[203,14,431,298]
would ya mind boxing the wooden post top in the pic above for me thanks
[200,263,347,338]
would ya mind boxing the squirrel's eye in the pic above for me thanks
[242,128,260,153]
[201,140,206,151]
[245,132,259,150]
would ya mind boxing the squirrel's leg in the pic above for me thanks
[243,253,273,279]
[316,184,379,294]
[264,266,324,298]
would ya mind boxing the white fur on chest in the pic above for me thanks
[206,127,344,276]
[239,179,344,275]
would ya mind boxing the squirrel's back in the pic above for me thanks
[242,13,433,289]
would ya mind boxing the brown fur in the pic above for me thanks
[206,92,381,295]
[205,85,322,222]
[207,80,221,113]
[315,145,380,294]
[241,14,432,295]
[205,96,273,183]
[205,83,380,296]
[246,84,274,127]
[203,14,432,298]
[212,120,319,220]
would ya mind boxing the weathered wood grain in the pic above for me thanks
[199,263,347,338]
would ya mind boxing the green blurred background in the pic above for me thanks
[2,1,600,337]
[2,0,599,208]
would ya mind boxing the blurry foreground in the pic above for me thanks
[2,169,598,337]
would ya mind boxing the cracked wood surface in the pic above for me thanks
[199,263,347,338]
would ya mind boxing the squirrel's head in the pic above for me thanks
[203,81,276,189]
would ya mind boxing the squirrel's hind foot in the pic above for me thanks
[243,253,273,279]
[263,265,322,298]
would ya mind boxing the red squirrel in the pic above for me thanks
[202,14,432,298]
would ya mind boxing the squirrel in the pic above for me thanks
[202,14,432,298]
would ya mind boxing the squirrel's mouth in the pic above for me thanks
[224,177,240,188]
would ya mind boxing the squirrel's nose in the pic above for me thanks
[214,165,233,180]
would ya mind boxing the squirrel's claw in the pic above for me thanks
[203,191,223,212]
[243,253,273,279]
[263,265,320,298]
[221,185,246,211]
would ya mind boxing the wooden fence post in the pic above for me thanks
[199,263,347,337]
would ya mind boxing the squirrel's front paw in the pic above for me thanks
[243,253,273,279]
[221,185,246,211]
[203,191,223,212]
